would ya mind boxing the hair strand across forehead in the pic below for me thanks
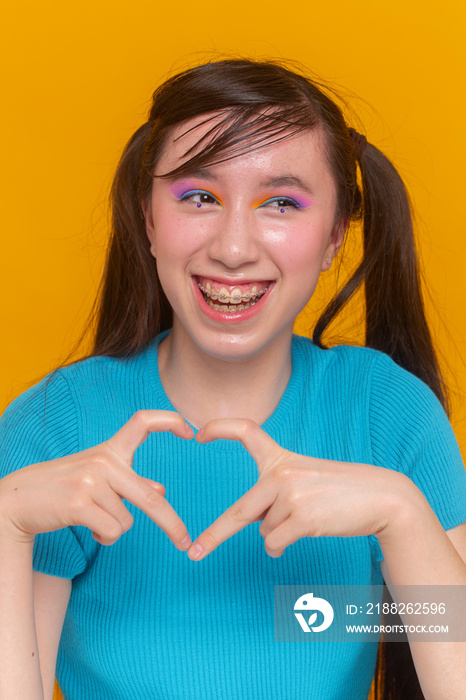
[153,105,319,179]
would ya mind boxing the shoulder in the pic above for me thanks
[291,335,453,451]
[292,336,466,530]
[1,354,122,424]
[0,348,153,466]
[292,334,440,401]
[292,333,384,370]
[5,345,156,415]
[291,335,393,404]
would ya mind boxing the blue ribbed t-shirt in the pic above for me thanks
[1,333,465,699]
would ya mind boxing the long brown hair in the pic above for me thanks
[92,58,447,698]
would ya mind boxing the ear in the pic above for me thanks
[321,220,346,272]
[141,197,157,258]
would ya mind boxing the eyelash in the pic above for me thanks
[257,197,301,210]
[177,190,301,211]
[178,190,221,206]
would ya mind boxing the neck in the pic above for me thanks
[157,328,293,429]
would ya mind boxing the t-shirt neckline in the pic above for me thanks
[145,330,309,440]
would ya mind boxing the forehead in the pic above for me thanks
[154,111,333,183]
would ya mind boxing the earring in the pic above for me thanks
[326,257,332,268]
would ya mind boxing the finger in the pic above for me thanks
[263,517,305,558]
[91,487,135,534]
[259,501,291,539]
[108,471,191,550]
[252,508,270,524]
[196,418,284,472]
[91,479,168,540]
[71,506,132,547]
[187,484,276,560]
[108,411,194,465]
[147,481,166,497]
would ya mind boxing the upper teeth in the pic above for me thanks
[198,281,268,304]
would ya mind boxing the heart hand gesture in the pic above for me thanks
[188,418,412,560]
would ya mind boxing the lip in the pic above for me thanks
[192,276,275,323]
[196,274,271,287]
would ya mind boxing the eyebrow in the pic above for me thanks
[167,169,313,195]
[259,175,313,195]
[166,167,220,183]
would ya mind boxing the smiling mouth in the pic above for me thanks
[196,277,271,313]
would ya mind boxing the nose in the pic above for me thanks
[207,208,261,269]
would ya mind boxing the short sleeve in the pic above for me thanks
[0,372,88,578]
[369,353,466,531]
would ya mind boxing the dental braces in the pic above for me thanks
[198,283,268,303]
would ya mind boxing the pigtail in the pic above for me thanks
[92,122,172,357]
[315,141,448,700]
[360,144,448,411]
[314,141,448,414]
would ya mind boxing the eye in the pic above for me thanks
[257,196,301,211]
[179,190,221,207]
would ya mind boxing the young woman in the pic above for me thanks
[1,59,465,700]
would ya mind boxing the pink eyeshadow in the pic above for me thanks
[169,181,199,198]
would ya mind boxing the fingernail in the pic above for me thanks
[188,542,204,560]
[179,535,191,550]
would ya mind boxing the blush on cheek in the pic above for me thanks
[264,225,327,265]
[154,215,210,260]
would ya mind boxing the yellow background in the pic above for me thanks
[2,0,465,459]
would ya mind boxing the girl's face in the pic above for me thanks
[144,116,344,363]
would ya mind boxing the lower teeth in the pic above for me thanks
[207,299,255,312]
[198,283,268,305]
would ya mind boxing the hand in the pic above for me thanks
[188,418,413,560]
[0,410,194,549]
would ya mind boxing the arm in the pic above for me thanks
[0,535,43,699]
[0,410,194,698]
[187,418,466,700]
[34,573,71,700]
[379,504,466,700]
[0,539,70,700]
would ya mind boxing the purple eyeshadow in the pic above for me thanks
[169,181,199,199]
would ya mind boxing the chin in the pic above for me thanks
[187,323,293,365]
